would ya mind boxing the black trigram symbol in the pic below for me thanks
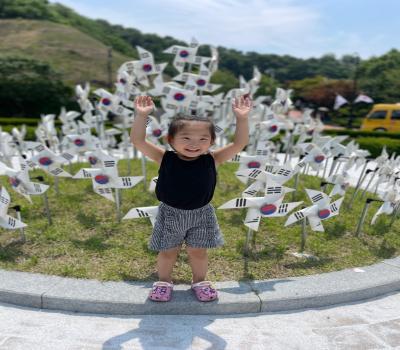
[83,169,92,178]
[34,183,41,193]
[265,165,274,173]
[122,177,132,187]
[246,217,259,224]
[62,153,74,161]
[162,87,171,94]
[8,216,16,227]
[235,198,247,207]
[232,155,241,162]
[312,193,324,202]
[98,188,112,194]
[297,162,306,168]
[278,169,291,176]
[294,211,305,220]
[116,106,124,114]
[278,203,289,214]
[267,186,282,194]
[0,195,9,205]
[172,48,179,54]
[21,164,27,171]
[166,104,176,110]
[257,150,268,156]
[35,145,45,152]
[195,56,201,63]
[305,144,314,153]
[126,62,134,70]
[244,189,258,196]
[215,125,223,133]
[140,52,150,59]
[50,168,63,176]
[331,202,338,212]
[249,169,262,178]
[155,65,162,73]
[136,209,149,217]
[104,161,116,168]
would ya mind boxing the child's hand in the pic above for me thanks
[134,95,155,117]
[232,95,252,120]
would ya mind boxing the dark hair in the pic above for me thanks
[168,116,216,142]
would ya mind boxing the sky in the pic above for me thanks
[49,0,399,59]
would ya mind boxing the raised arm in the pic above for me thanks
[130,95,165,165]
[213,96,251,166]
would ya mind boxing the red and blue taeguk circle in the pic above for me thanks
[260,203,277,215]
[94,174,109,185]
[153,129,162,137]
[39,157,52,166]
[196,79,206,86]
[314,155,325,163]
[101,98,111,106]
[174,93,185,101]
[179,50,189,58]
[9,177,20,187]
[247,161,261,168]
[74,139,85,147]
[269,125,278,133]
[318,209,330,219]
[143,64,152,72]
[89,156,98,165]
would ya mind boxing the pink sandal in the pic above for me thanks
[148,281,173,302]
[191,281,218,302]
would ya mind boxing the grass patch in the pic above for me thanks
[0,159,399,283]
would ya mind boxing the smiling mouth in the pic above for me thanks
[185,149,200,153]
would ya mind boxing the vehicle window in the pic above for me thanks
[391,110,400,120]
[368,110,387,119]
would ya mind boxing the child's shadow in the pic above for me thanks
[102,315,227,349]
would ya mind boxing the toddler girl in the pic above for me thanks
[131,95,251,302]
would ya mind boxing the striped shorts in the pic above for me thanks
[149,202,224,251]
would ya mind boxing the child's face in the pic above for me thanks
[169,120,213,159]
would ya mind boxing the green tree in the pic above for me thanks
[358,49,400,103]
[0,56,73,117]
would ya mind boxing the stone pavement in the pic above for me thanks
[1,291,400,349]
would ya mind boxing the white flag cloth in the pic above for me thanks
[354,94,374,104]
[333,94,348,110]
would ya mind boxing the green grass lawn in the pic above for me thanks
[0,159,399,283]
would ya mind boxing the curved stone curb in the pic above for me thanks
[1,257,400,315]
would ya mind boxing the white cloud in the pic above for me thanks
[49,0,392,58]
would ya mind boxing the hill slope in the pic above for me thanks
[0,19,133,86]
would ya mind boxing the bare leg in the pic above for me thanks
[157,246,181,283]
[186,247,208,283]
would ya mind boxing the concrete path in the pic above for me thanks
[1,291,400,349]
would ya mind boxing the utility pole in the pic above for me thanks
[347,53,360,129]
[107,47,113,89]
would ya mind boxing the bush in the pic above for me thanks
[324,129,400,140]
[356,137,400,158]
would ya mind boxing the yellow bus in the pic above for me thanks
[361,104,400,132]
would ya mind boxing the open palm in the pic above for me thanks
[232,96,252,120]
[134,95,155,116]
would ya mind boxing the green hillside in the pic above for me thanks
[0,19,133,86]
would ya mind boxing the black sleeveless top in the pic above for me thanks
[155,151,217,210]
